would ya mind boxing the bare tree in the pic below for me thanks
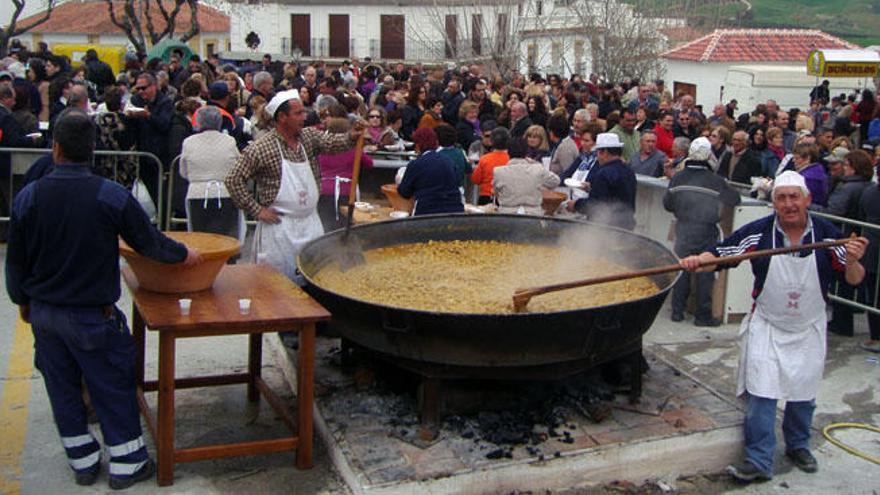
[573,0,668,82]
[0,0,57,57]
[402,0,531,77]
[105,0,200,55]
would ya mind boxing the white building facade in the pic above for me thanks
[661,29,859,111]
[219,0,681,78]
[221,0,519,63]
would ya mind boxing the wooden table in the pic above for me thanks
[123,264,331,486]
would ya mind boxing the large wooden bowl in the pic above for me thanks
[541,189,568,216]
[119,232,240,293]
[381,183,415,213]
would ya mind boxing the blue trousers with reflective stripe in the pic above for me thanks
[30,301,149,476]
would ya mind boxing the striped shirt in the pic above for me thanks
[710,214,846,301]
[225,127,355,217]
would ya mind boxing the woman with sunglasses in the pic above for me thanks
[365,106,388,146]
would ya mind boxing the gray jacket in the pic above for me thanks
[663,160,742,255]
[810,175,870,220]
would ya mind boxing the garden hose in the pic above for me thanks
[821,422,880,465]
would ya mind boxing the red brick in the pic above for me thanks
[661,407,717,431]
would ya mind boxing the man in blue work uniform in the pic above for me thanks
[5,109,201,489]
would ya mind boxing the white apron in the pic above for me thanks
[184,180,247,243]
[253,142,324,280]
[736,223,826,401]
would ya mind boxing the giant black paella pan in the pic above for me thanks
[297,214,679,374]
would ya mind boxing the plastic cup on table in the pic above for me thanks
[239,298,252,315]
[179,298,192,316]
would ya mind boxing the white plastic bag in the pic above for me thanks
[132,179,157,221]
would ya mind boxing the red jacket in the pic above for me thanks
[655,126,674,158]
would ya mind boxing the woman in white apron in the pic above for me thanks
[254,141,323,281]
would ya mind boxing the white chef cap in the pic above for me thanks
[265,89,300,118]
[772,170,809,197]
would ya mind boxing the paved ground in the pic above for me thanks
[1,240,878,494]
[0,245,349,494]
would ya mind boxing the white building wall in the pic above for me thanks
[519,35,594,77]
[17,33,90,47]
[664,59,796,110]
[229,3,513,62]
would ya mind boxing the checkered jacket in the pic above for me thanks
[225,127,354,217]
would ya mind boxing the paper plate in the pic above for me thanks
[564,178,586,189]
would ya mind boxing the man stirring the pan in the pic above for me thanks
[679,171,868,482]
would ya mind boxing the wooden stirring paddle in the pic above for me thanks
[512,238,852,313]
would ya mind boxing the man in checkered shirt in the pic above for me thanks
[226,89,365,280]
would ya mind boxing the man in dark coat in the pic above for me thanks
[665,137,741,326]
[509,101,533,139]
[717,130,763,184]
[83,49,114,94]
[567,132,637,230]
[441,79,465,125]
[127,73,174,214]
[0,83,41,239]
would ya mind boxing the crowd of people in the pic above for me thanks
[4,37,880,489]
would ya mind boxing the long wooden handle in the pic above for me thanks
[512,238,851,312]
[344,134,366,233]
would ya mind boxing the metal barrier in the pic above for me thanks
[811,210,880,317]
[1,147,167,226]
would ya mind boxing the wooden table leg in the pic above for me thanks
[132,306,145,387]
[247,333,262,403]
[295,323,315,469]
[157,333,176,486]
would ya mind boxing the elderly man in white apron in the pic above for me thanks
[680,171,867,483]
[226,89,364,280]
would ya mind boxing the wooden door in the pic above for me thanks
[290,14,311,56]
[472,14,482,56]
[496,13,509,53]
[381,15,405,60]
[329,14,349,58]
[445,15,458,59]
[673,81,697,102]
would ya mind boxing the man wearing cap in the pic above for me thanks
[199,81,250,150]
[566,132,636,230]
[818,146,846,191]
[226,89,364,280]
[665,137,741,326]
[680,170,868,482]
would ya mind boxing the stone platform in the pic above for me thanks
[269,336,744,494]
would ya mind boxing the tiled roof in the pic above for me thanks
[659,27,706,47]
[661,29,858,63]
[18,0,229,35]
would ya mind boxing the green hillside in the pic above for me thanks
[630,0,880,47]
[741,0,880,47]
